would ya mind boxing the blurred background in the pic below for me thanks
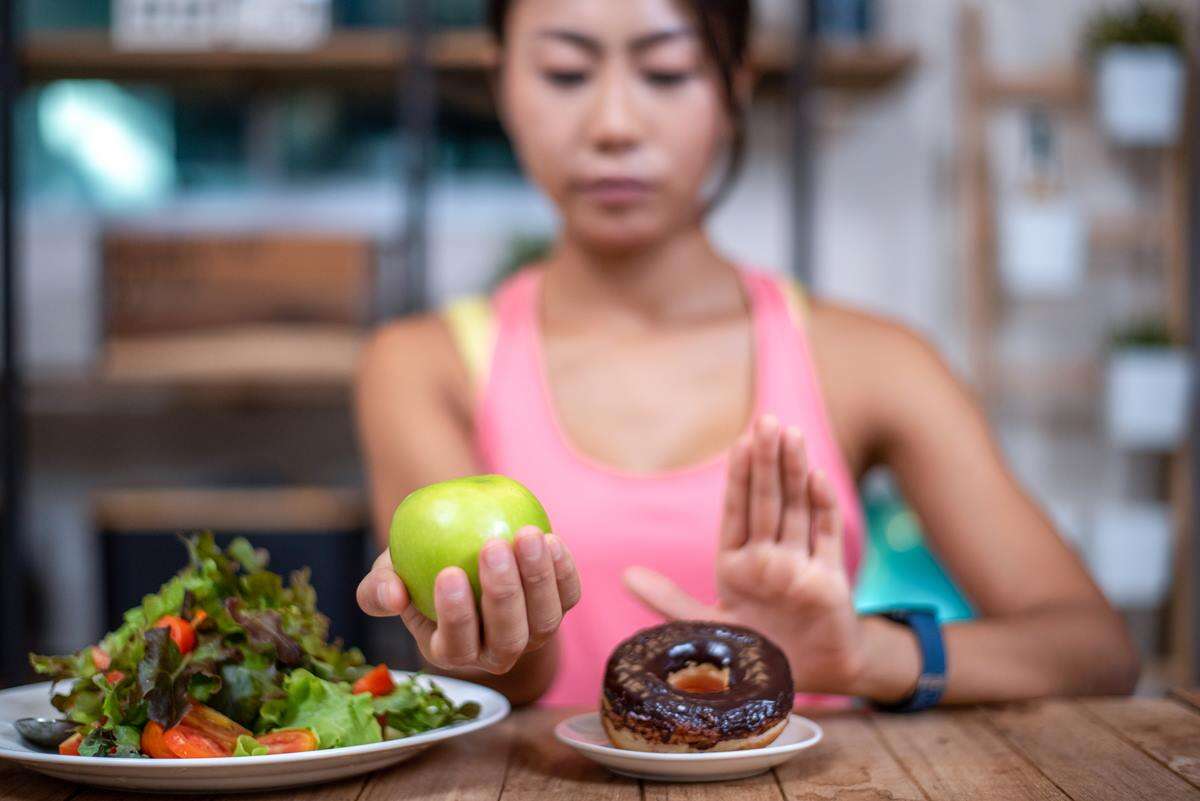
[0,1,1197,692]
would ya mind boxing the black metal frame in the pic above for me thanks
[1189,14,1200,687]
[790,4,817,287]
[1,0,27,685]
[401,0,433,315]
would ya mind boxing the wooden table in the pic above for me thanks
[6,693,1200,800]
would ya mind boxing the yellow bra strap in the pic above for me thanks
[441,295,496,396]
[772,273,810,329]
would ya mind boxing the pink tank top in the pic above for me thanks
[473,268,864,706]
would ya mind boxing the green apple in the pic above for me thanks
[388,474,551,620]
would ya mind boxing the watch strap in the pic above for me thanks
[872,608,946,713]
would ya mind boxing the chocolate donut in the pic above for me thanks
[601,621,794,752]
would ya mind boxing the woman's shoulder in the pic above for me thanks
[805,298,969,449]
[356,312,474,421]
[806,298,944,368]
[359,312,458,367]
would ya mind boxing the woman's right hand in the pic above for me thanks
[356,527,582,675]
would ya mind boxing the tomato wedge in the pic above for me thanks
[90,646,111,671]
[105,670,125,685]
[59,732,82,756]
[352,664,395,697]
[140,722,177,759]
[256,728,319,754]
[152,615,197,655]
[162,726,227,758]
[158,703,250,758]
[176,704,250,753]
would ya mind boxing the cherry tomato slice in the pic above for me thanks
[256,728,319,754]
[176,704,250,753]
[162,726,228,758]
[352,664,395,697]
[58,732,82,756]
[90,647,111,671]
[140,722,177,759]
[153,615,197,655]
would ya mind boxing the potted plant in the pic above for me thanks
[1086,3,1187,146]
[1105,319,1192,449]
[998,107,1086,298]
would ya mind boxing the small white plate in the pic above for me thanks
[0,673,509,793]
[554,712,823,782]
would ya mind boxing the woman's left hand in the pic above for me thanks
[624,415,867,696]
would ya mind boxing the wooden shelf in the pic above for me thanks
[93,487,366,532]
[28,371,352,415]
[22,29,917,92]
[102,325,362,386]
[23,29,415,88]
[801,44,918,90]
[26,326,361,415]
[750,38,918,89]
[981,68,1090,108]
[959,3,1199,684]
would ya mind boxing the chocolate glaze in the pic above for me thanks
[602,621,794,750]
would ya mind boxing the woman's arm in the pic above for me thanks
[626,309,1137,705]
[816,309,1139,702]
[354,317,580,706]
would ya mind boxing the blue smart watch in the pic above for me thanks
[870,608,946,713]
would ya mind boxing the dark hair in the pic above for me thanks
[486,0,753,210]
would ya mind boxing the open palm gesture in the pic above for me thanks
[625,415,865,695]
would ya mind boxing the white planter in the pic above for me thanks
[113,0,225,51]
[113,0,331,51]
[1096,46,1185,146]
[1106,347,1192,449]
[229,0,331,50]
[998,198,1086,297]
[1088,503,1173,608]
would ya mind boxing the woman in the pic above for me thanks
[356,0,1138,708]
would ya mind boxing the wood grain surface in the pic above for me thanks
[6,696,1200,801]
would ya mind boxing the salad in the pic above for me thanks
[28,534,479,758]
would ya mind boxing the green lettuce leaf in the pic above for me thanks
[79,725,144,758]
[372,676,481,738]
[233,735,269,757]
[210,662,282,729]
[99,673,148,729]
[29,651,92,681]
[138,627,187,729]
[225,598,303,666]
[277,569,365,682]
[53,683,105,725]
[99,567,215,670]
[258,669,381,749]
[227,539,269,574]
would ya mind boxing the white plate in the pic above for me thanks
[0,672,509,793]
[554,712,823,782]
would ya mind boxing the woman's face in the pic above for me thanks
[498,0,732,254]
